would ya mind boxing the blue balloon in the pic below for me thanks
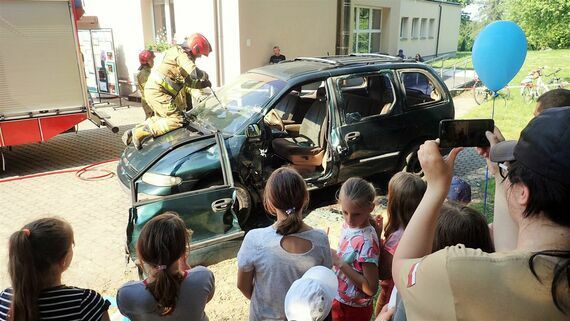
[472,21,527,92]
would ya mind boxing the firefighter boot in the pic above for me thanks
[131,125,153,150]
[121,129,133,146]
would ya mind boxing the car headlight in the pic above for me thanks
[141,172,182,187]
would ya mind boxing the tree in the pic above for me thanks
[505,0,570,49]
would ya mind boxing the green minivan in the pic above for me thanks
[117,55,454,268]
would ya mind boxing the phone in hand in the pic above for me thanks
[439,119,494,148]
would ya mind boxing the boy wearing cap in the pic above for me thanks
[392,107,570,321]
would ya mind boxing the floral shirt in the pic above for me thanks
[335,223,380,307]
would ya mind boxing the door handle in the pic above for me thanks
[345,131,361,142]
[211,198,233,212]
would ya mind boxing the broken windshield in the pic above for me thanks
[188,73,286,134]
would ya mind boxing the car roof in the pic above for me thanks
[248,54,421,81]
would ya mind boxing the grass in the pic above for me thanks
[460,49,570,139]
[429,51,473,69]
[470,179,496,223]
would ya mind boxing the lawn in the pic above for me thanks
[460,49,570,139]
[429,51,473,69]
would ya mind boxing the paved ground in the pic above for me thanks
[0,96,486,317]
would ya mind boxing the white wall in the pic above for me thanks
[238,0,337,73]
[83,0,146,94]
[173,0,221,87]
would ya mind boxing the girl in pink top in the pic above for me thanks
[375,172,426,316]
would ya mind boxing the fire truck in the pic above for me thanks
[0,0,116,158]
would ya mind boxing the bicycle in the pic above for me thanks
[520,67,567,104]
[472,77,511,106]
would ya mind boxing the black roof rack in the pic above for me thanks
[292,54,412,68]
[294,57,343,66]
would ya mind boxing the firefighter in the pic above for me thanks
[137,49,155,119]
[122,33,212,149]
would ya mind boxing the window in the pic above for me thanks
[400,17,409,39]
[340,73,396,121]
[152,0,176,44]
[401,71,442,107]
[420,18,428,39]
[429,19,435,38]
[352,7,382,53]
[411,18,419,39]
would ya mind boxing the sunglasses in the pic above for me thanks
[498,161,515,179]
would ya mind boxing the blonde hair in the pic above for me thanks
[338,177,376,209]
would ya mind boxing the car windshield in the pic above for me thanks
[188,73,286,134]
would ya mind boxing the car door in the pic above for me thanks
[331,71,405,181]
[396,68,454,151]
[126,131,241,267]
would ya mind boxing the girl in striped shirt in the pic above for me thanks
[0,217,110,321]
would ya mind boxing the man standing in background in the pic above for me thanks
[269,46,286,64]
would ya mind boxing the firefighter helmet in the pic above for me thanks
[185,33,212,57]
[138,50,155,65]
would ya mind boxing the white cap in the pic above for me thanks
[284,266,338,321]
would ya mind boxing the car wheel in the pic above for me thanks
[401,147,423,176]
[233,183,253,231]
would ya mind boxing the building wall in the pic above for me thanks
[238,0,337,73]
[352,0,460,58]
[436,3,461,56]
[83,0,146,95]
[397,0,460,58]
[172,0,220,86]
[352,0,401,55]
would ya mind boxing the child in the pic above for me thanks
[433,202,494,253]
[381,202,495,321]
[117,212,214,320]
[332,177,381,321]
[375,172,426,315]
[0,218,110,321]
[446,176,472,204]
[237,167,332,321]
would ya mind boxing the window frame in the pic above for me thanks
[397,68,447,110]
[335,70,399,123]
[400,17,409,40]
[352,7,382,53]
[411,18,420,40]
[152,0,176,44]
[420,18,428,39]
[429,18,436,39]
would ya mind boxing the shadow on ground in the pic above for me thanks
[0,125,135,179]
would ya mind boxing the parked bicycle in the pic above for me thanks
[520,67,567,104]
[472,77,511,106]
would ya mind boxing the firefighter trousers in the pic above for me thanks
[138,82,185,138]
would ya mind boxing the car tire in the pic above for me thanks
[233,182,254,231]
[401,146,423,176]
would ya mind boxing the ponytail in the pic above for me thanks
[264,167,309,236]
[275,208,304,236]
[8,218,73,321]
[8,231,39,321]
[136,212,188,316]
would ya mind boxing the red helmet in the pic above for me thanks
[138,50,155,65]
[185,33,212,57]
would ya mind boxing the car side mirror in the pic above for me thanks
[246,124,261,138]
[345,112,362,124]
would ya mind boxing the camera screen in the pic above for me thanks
[439,119,494,148]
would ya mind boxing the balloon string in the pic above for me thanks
[483,96,497,217]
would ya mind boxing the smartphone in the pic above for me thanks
[439,119,494,148]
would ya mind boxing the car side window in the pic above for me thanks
[400,71,442,107]
[339,73,396,123]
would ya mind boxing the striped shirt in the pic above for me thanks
[0,286,110,321]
